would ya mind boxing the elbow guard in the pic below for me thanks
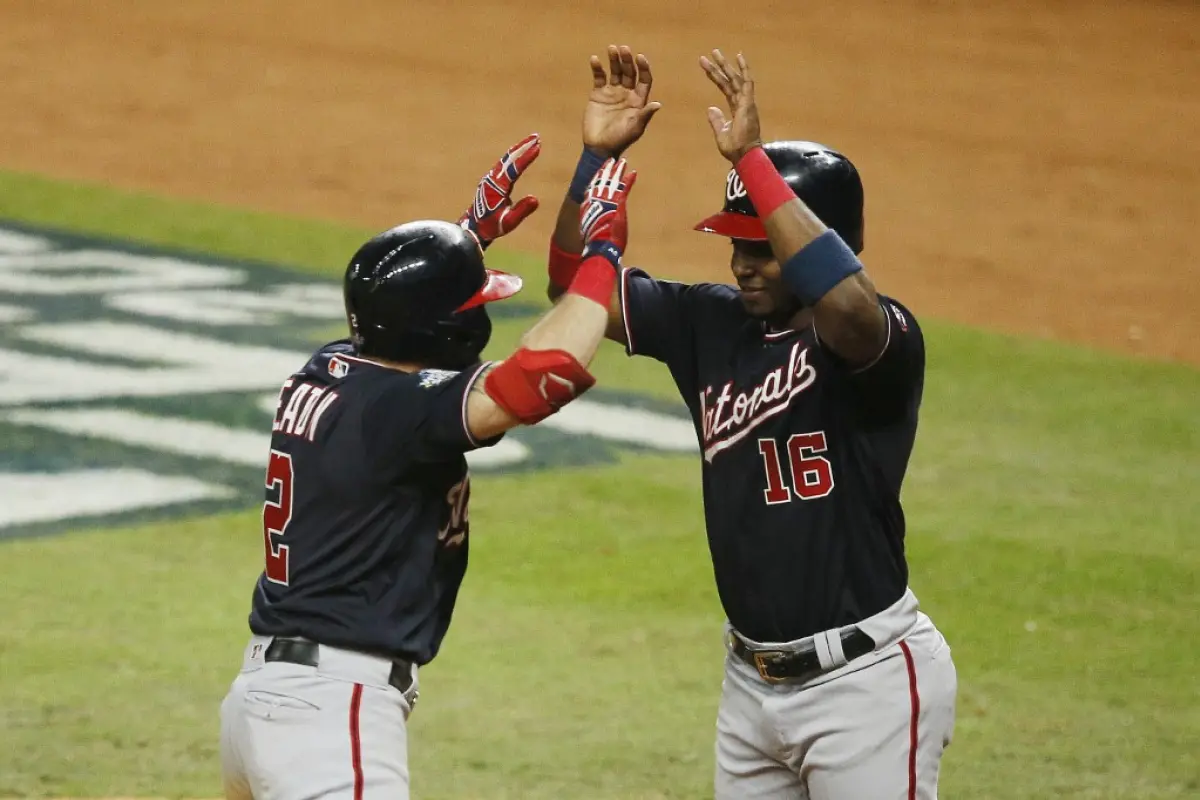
[484,347,597,425]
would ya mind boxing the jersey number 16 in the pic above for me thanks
[757,431,835,505]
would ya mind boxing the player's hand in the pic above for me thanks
[458,133,541,251]
[582,45,663,158]
[700,50,763,164]
[579,157,638,262]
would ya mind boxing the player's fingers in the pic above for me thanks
[700,56,734,102]
[737,51,753,84]
[707,106,727,136]
[721,54,744,92]
[607,45,621,85]
[617,45,637,90]
[509,134,541,175]
[638,101,663,126]
[711,48,731,75]
[729,51,748,80]
[622,168,638,196]
[506,132,539,158]
[635,53,653,101]
[608,159,627,199]
[591,158,615,200]
[589,55,607,89]
[501,196,540,233]
[713,48,745,94]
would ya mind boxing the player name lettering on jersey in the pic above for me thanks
[271,378,340,442]
[700,340,817,463]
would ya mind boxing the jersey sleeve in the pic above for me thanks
[825,297,926,420]
[617,267,695,364]
[362,362,500,468]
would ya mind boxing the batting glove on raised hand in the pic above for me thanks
[579,157,638,268]
[458,133,541,251]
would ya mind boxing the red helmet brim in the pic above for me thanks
[456,269,524,312]
[693,212,768,241]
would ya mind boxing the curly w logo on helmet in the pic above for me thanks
[725,169,748,202]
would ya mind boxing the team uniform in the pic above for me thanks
[218,136,635,800]
[219,341,498,799]
[620,271,956,798]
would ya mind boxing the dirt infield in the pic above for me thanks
[1,0,1197,362]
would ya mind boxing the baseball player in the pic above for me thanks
[219,134,640,799]
[547,46,957,798]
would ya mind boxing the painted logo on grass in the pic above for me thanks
[0,221,697,541]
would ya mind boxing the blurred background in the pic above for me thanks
[2,0,1197,361]
[1,1,1197,798]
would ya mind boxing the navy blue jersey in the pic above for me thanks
[619,268,924,642]
[247,340,498,665]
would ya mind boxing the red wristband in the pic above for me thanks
[548,241,583,288]
[735,146,796,219]
[565,255,616,308]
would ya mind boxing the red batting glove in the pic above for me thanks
[458,133,542,250]
[578,157,638,267]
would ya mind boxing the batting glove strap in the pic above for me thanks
[581,240,622,270]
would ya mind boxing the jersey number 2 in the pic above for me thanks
[757,431,834,505]
[262,449,294,585]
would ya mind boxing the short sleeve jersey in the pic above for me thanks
[619,269,925,642]
[248,340,499,664]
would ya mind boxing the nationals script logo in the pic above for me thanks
[699,340,818,462]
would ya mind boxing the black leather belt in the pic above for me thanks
[264,637,415,695]
[729,627,876,684]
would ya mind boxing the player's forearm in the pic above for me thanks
[547,195,583,302]
[548,147,608,298]
[552,194,584,256]
[464,258,614,441]
[741,148,886,363]
[761,200,884,350]
[519,291,610,366]
[546,195,626,347]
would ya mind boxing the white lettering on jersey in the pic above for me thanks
[699,340,818,463]
[270,378,296,432]
[271,379,340,442]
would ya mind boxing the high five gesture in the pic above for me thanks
[584,45,662,158]
[699,49,764,164]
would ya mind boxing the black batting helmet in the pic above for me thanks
[694,141,865,254]
[343,220,522,369]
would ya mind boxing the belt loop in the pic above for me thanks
[813,631,835,670]
[825,630,848,668]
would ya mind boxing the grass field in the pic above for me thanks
[1,169,1197,799]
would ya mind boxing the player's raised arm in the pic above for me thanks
[699,50,888,366]
[465,157,640,441]
[546,45,662,345]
